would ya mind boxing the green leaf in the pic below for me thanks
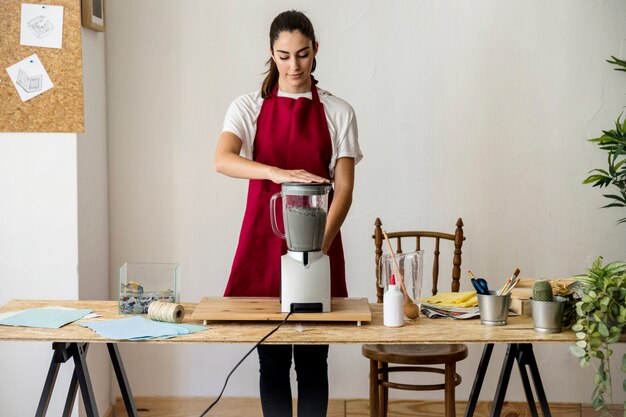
[607,55,626,67]
[601,202,626,208]
[592,393,604,410]
[602,194,626,204]
[570,345,586,358]
[594,373,603,385]
[622,353,626,372]
[584,175,611,185]
[607,328,622,343]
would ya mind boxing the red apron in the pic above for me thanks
[224,78,348,298]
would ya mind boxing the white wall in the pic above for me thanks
[105,0,626,405]
[0,133,79,415]
[78,27,111,416]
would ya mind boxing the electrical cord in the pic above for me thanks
[198,311,293,416]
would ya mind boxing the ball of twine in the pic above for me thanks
[147,300,185,323]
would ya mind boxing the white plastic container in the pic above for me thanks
[383,275,404,327]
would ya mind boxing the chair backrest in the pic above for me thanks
[373,218,465,303]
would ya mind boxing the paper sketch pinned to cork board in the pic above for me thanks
[20,3,64,49]
[28,15,54,38]
[17,68,43,93]
[6,54,54,102]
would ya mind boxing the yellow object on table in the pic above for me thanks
[421,291,478,308]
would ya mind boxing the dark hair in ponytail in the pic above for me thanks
[261,10,317,98]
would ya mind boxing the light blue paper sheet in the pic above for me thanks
[0,308,93,329]
[79,317,208,340]
[159,323,209,339]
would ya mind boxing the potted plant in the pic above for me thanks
[530,280,566,333]
[574,55,626,417]
[569,258,626,416]
[583,56,626,224]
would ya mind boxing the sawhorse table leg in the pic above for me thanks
[35,342,138,417]
[464,343,551,417]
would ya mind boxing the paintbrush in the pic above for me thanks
[499,268,521,295]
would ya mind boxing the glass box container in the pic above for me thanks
[378,250,424,305]
[118,262,181,314]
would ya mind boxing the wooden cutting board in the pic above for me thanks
[191,297,371,325]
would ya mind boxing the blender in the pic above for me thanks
[270,183,332,313]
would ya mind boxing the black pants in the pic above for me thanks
[257,344,329,417]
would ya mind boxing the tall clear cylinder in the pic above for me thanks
[270,183,332,252]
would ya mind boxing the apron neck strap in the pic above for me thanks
[310,76,320,103]
[271,76,321,103]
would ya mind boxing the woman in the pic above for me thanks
[215,10,362,417]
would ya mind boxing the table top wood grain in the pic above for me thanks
[191,297,372,323]
[0,299,586,345]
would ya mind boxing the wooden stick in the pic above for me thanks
[382,230,407,295]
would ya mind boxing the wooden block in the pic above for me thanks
[510,287,532,299]
[515,278,575,288]
[514,278,536,288]
[191,297,372,324]
[510,297,532,316]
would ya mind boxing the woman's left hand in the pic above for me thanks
[268,167,330,184]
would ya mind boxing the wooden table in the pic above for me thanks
[0,300,591,417]
[0,299,579,344]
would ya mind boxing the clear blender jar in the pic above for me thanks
[270,183,332,253]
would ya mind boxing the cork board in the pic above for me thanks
[0,0,84,132]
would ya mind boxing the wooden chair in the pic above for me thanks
[361,217,468,417]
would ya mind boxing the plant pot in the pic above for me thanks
[476,291,511,326]
[531,296,566,334]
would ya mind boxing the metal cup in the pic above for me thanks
[530,297,565,333]
[476,291,511,326]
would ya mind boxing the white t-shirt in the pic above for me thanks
[222,87,362,178]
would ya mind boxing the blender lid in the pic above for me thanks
[281,182,332,195]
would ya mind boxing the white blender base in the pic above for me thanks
[281,251,331,313]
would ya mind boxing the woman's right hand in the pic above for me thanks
[267,167,330,184]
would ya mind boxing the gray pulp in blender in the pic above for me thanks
[284,207,327,251]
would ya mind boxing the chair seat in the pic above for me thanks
[362,344,468,365]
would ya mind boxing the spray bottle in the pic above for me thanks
[383,274,404,327]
